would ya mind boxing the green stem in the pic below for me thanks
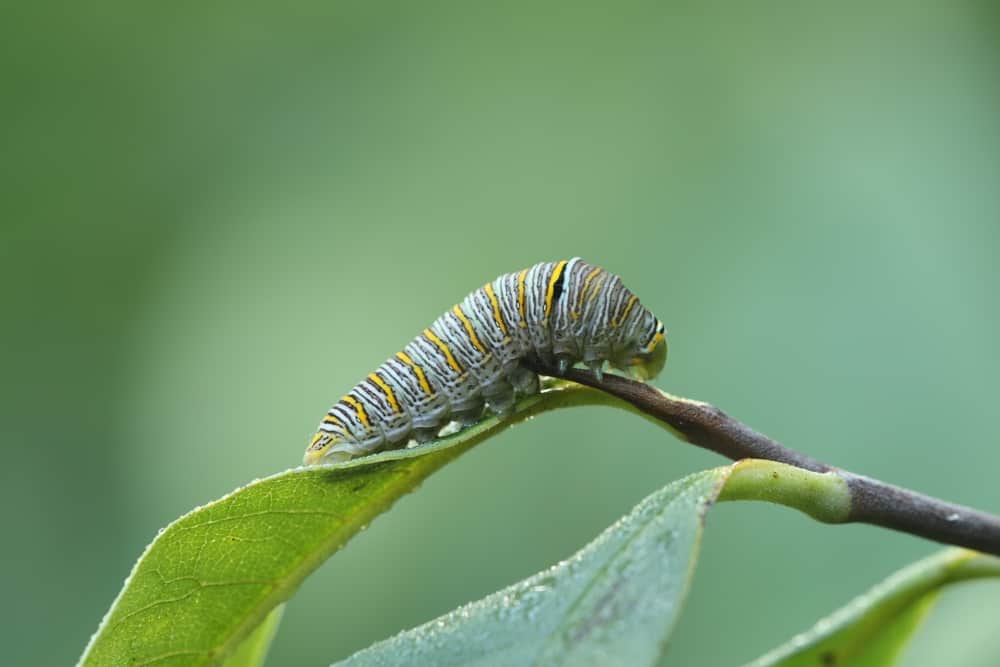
[717,460,851,523]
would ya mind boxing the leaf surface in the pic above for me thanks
[747,548,1000,667]
[78,383,621,666]
[221,605,283,667]
[336,468,729,667]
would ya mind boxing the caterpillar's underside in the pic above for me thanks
[304,258,667,465]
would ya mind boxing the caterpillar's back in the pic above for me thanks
[304,258,667,465]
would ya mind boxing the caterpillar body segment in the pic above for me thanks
[305,258,667,465]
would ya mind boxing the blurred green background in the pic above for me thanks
[3,2,999,665]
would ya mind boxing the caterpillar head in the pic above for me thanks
[625,319,667,381]
[303,431,362,466]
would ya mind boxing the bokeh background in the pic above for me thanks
[3,2,999,665]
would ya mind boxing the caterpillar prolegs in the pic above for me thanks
[304,258,667,465]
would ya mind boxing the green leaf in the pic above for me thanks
[335,468,730,667]
[221,604,283,667]
[746,548,1000,667]
[332,459,987,667]
[77,382,633,667]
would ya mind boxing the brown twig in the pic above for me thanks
[525,361,1000,557]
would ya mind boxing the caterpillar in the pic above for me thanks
[304,258,667,465]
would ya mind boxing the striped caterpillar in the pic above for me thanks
[304,258,667,465]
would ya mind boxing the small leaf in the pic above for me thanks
[746,548,1000,667]
[335,468,730,667]
[78,382,620,667]
[221,604,284,667]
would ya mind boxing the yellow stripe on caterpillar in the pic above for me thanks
[423,328,463,373]
[395,351,433,395]
[341,395,371,428]
[452,305,486,354]
[368,372,401,413]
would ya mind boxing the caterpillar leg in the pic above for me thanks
[451,399,485,426]
[483,381,517,419]
[508,364,540,395]
[555,353,575,375]
[582,341,610,367]
[552,336,582,375]
[412,427,439,444]
[585,359,605,381]
[323,439,374,463]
